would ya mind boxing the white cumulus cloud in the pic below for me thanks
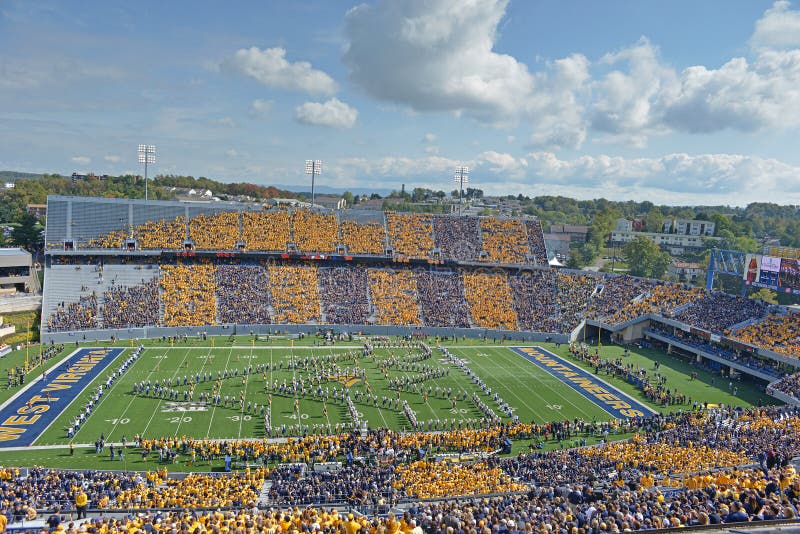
[71,156,90,165]
[343,0,588,145]
[478,151,527,178]
[295,98,358,128]
[223,47,337,95]
[751,1,800,49]
[525,151,800,197]
[103,155,120,163]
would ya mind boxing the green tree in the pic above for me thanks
[622,236,671,278]
[11,212,42,252]
[644,208,664,233]
[749,287,778,304]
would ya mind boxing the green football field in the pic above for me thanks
[0,336,770,471]
[0,336,774,470]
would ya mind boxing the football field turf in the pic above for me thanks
[10,338,767,448]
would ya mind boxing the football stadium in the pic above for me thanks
[0,195,798,532]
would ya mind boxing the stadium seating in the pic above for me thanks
[554,272,597,330]
[318,266,371,325]
[524,219,548,265]
[368,269,422,325]
[736,313,800,357]
[269,264,321,324]
[47,293,98,332]
[160,263,217,326]
[138,216,186,250]
[386,213,434,257]
[339,220,385,255]
[102,279,160,329]
[215,264,272,324]
[674,291,770,333]
[433,215,481,261]
[509,271,560,333]
[291,209,338,253]
[416,271,470,327]
[479,218,528,264]
[463,272,518,330]
[189,211,239,250]
[241,211,290,251]
[604,284,705,325]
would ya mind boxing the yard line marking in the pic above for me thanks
[205,345,235,439]
[102,348,164,441]
[140,347,193,437]
[497,347,599,421]
[175,344,214,437]
[237,344,255,439]
[458,347,574,421]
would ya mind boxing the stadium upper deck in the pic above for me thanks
[43,195,549,265]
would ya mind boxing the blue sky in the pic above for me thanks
[2,0,800,205]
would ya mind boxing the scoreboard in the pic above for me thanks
[744,251,800,294]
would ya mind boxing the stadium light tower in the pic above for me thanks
[137,144,156,201]
[454,166,469,214]
[305,159,322,208]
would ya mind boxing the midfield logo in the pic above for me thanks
[326,373,361,387]
[161,402,208,413]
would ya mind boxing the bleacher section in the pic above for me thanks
[44,196,800,385]
[47,196,550,264]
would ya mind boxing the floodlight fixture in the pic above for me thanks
[454,166,470,214]
[305,159,322,207]
[137,144,156,201]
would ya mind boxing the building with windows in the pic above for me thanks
[0,248,36,295]
[662,218,715,237]
[668,260,703,282]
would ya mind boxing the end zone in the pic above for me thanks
[0,347,124,447]
[511,346,657,419]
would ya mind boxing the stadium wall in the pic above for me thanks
[40,323,569,344]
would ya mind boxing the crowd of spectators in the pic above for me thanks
[241,211,291,251]
[137,216,186,250]
[416,272,470,328]
[269,264,321,324]
[189,212,239,250]
[216,264,272,324]
[160,263,217,327]
[769,371,800,401]
[646,325,787,378]
[47,293,98,332]
[395,460,527,499]
[463,272,518,330]
[590,276,654,321]
[604,284,704,326]
[434,216,482,261]
[673,291,770,334]
[554,273,597,331]
[340,220,385,255]
[6,406,800,534]
[368,269,422,325]
[736,312,800,358]
[318,267,371,325]
[386,213,434,258]
[480,218,529,264]
[101,279,159,329]
[509,271,559,333]
[115,468,267,509]
[292,210,338,253]
[524,219,548,265]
